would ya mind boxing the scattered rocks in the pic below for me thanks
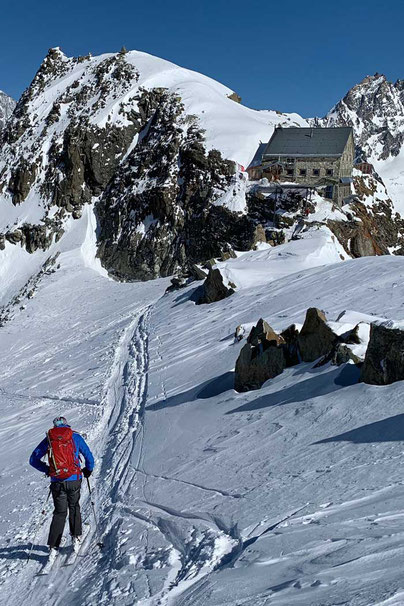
[234,309,371,392]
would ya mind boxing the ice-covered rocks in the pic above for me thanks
[361,321,404,385]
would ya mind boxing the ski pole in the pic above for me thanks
[26,486,52,563]
[86,477,104,548]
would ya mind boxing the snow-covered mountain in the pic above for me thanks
[320,74,404,214]
[2,49,404,606]
[0,47,307,281]
[2,47,404,288]
[0,90,15,130]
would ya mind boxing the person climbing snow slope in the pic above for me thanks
[29,416,94,567]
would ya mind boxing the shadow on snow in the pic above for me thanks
[227,363,361,414]
[146,371,235,411]
[314,413,404,444]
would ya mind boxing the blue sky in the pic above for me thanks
[0,0,402,117]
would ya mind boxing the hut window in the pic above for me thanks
[299,169,307,176]
[326,168,334,176]
[313,169,320,176]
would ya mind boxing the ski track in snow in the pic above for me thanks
[0,305,153,604]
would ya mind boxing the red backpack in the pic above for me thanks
[47,427,81,479]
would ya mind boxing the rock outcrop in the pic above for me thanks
[298,308,338,363]
[0,90,15,132]
[235,319,286,392]
[322,74,404,162]
[234,310,371,392]
[197,268,236,304]
[361,322,404,385]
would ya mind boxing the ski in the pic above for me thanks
[37,549,60,575]
[36,535,67,575]
[63,523,90,566]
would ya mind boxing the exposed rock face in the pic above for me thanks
[0,91,15,131]
[96,89,259,280]
[361,323,404,385]
[2,49,404,278]
[0,48,263,274]
[327,175,404,258]
[197,268,235,304]
[322,74,404,161]
[331,344,361,366]
[227,92,242,104]
[298,308,338,363]
[235,320,286,392]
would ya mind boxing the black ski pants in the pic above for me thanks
[48,479,82,549]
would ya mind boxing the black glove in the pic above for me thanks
[45,466,50,477]
[82,467,92,478]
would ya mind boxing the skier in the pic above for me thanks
[29,416,94,568]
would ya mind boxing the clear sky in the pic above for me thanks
[0,0,402,117]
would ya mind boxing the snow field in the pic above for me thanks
[1,194,404,604]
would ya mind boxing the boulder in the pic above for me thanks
[280,324,301,366]
[298,308,338,363]
[247,318,284,347]
[190,264,208,281]
[234,320,287,392]
[331,344,361,366]
[197,268,235,304]
[361,322,404,385]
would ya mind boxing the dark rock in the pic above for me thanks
[298,308,338,363]
[8,161,37,204]
[341,324,361,345]
[190,264,208,281]
[197,268,235,304]
[331,344,361,366]
[247,318,284,347]
[280,324,301,366]
[234,320,288,392]
[235,324,287,392]
[361,323,404,384]
[227,92,241,103]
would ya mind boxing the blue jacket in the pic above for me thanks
[29,425,94,482]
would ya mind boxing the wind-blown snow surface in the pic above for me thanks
[3,214,404,605]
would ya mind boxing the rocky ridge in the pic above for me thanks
[322,74,404,162]
[0,47,303,278]
[1,50,404,283]
[0,90,15,131]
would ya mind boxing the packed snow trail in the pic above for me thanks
[0,210,167,605]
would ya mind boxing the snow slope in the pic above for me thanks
[2,203,404,604]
